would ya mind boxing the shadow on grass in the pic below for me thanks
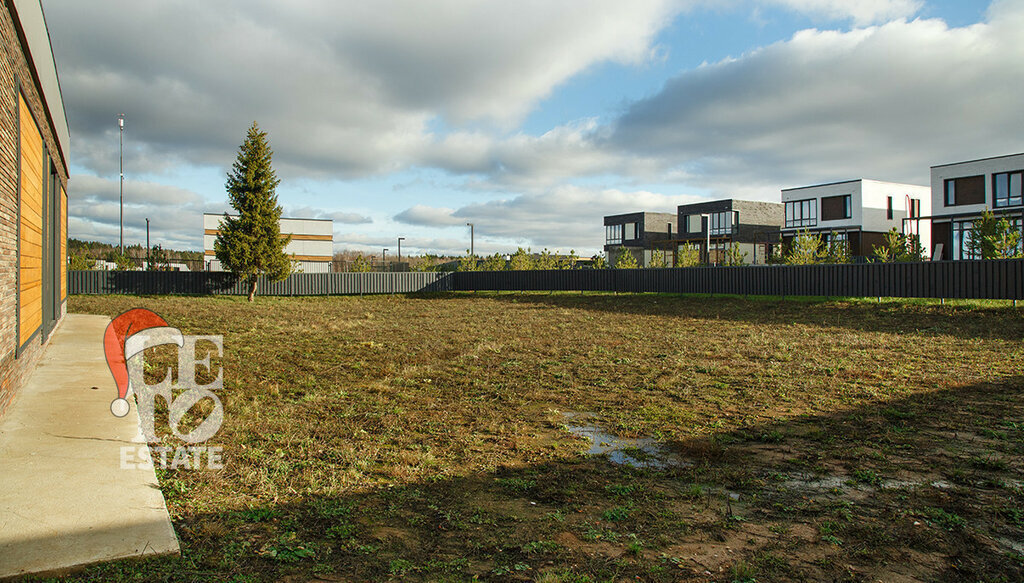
[35,375,1023,583]
[418,291,1024,342]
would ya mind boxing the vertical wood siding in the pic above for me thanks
[18,94,42,347]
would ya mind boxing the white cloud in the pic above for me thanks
[394,186,704,254]
[46,0,679,178]
[765,0,922,25]
[67,175,220,250]
[602,7,1024,193]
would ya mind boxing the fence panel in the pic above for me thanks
[69,270,452,296]
[69,259,1024,299]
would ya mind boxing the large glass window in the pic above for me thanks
[709,211,735,235]
[954,216,1024,259]
[623,222,638,240]
[605,224,623,245]
[785,199,817,228]
[994,171,1023,208]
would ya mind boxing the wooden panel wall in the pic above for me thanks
[18,94,43,347]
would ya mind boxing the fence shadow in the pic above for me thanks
[56,375,1024,582]
[445,289,1024,341]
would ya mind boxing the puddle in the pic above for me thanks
[561,412,689,469]
[782,474,958,493]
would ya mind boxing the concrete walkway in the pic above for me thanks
[0,314,179,579]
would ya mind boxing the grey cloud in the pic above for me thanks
[606,10,1024,192]
[44,0,677,179]
[68,174,221,250]
[396,186,703,254]
[393,205,463,227]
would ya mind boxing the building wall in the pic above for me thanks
[781,180,929,257]
[929,153,1024,260]
[931,153,1024,219]
[0,1,69,419]
[203,213,334,271]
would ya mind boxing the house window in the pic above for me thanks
[886,196,893,220]
[709,211,734,235]
[821,195,851,221]
[623,222,639,240]
[605,224,623,245]
[944,175,985,206]
[994,171,1023,208]
[785,199,817,228]
[954,217,1024,259]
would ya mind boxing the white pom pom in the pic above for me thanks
[110,398,130,417]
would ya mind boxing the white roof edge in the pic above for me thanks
[12,0,69,171]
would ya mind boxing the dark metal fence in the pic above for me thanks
[69,270,452,296]
[69,259,1024,299]
[451,259,1024,300]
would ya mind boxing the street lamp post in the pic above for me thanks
[467,223,474,256]
[118,114,125,255]
[382,248,388,271]
[397,237,405,264]
[145,218,150,270]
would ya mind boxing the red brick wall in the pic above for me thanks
[0,3,69,419]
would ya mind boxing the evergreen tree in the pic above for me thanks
[591,254,608,269]
[481,253,507,271]
[785,231,824,265]
[723,243,748,266]
[675,244,700,267]
[968,210,1023,259]
[214,123,291,301]
[614,249,639,269]
[509,247,535,270]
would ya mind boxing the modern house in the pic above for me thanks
[780,179,930,259]
[930,153,1024,260]
[603,212,676,266]
[203,213,334,273]
[673,199,784,264]
[0,1,70,419]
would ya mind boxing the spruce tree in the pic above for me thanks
[214,122,291,301]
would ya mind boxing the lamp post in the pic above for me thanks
[467,223,474,256]
[118,114,125,255]
[382,248,388,271]
[145,218,150,270]
[397,237,405,264]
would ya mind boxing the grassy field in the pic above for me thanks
[59,293,1024,582]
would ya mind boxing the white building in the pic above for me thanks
[780,179,930,258]
[930,153,1024,260]
[203,213,333,273]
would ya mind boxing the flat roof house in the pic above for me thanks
[930,153,1024,260]
[203,213,334,273]
[673,199,784,265]
[603,212,676,267]
[0,0,70,419]
[780,179,930,259]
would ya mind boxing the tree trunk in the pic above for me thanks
[247,277,257,302]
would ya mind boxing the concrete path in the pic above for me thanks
[0,314,179,579]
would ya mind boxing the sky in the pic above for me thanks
[43,0,1023,257]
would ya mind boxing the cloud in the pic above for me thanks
[284,205,373,224]
[601,6,1024,193]
[765,0,922,25]
[67,174,219,250]
[394,205,466,227]
[46,0,679,178]
[394,186,703,254]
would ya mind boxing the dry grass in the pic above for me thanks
[59,292,1024,582]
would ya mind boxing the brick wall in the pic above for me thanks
[0,3,68,419]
